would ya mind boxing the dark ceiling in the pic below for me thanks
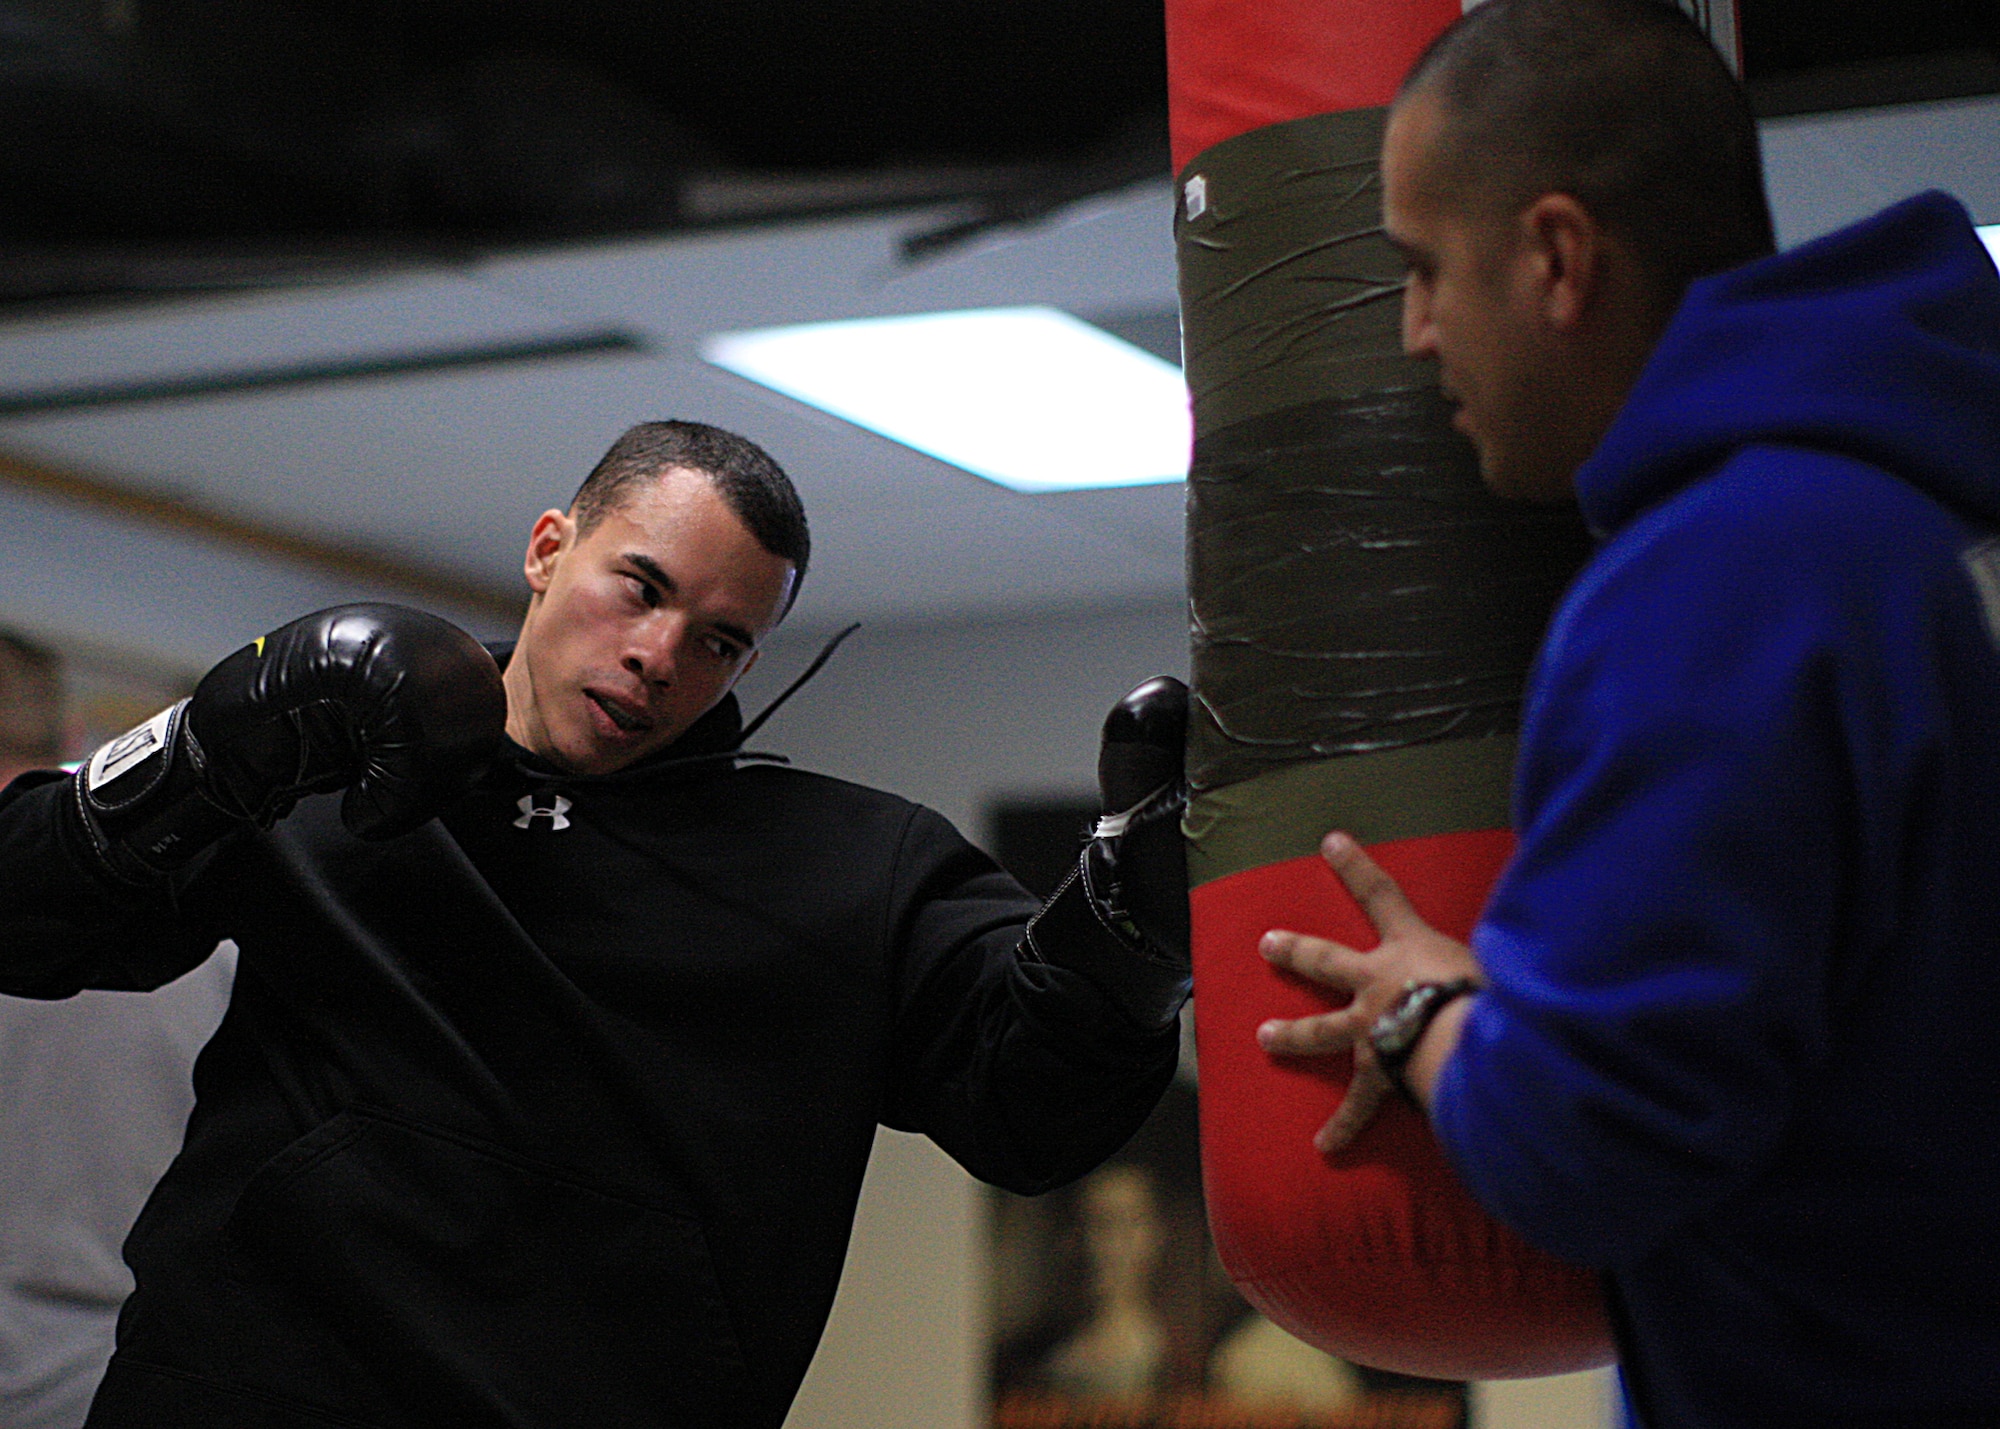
[1,0,1993,308]
[1743,0,1999,113]
[4,0,1167,233]
[2,0,1173,306]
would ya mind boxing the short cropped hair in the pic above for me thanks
[0,631,64,764]
[1400,0,1775,311]
[571,420,811,613]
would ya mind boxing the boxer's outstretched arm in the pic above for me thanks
[0,604,504,999]
[880,678,1191,1194]
[877,815,1182,1195]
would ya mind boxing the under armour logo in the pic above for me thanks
[513,793,573,831]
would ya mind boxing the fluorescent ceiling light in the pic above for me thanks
[1980,223,2000,270]
[703,306,1190,493]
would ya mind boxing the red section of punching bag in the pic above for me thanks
[1166,0,1461,172]
[1192,832,1616,1379]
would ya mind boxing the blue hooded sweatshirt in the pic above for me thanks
[1431,190,2000,1428]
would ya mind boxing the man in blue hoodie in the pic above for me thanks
[1253,0,2000,1424]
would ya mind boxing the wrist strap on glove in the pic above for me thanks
[69,700,240,885]
[1021,784,1192,1033]
[1082,776,1188,958]
[1019,672,1192,1033]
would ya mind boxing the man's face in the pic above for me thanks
[1382,94,1575,503]
[503,467,796,775]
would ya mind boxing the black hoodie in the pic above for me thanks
[0,690,1180,1428]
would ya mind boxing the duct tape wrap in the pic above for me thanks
[1177,106,1616,1379]
[1180,107,1594,840]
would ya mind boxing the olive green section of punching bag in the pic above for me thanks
[1183,735,1521,885]
[1177,107,1414,428]
[1176,108,1593,887]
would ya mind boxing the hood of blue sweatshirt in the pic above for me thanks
[1577,189,2000,538]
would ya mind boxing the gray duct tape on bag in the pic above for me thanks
[1177,106,1593,801]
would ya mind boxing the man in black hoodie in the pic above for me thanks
[0,420,1190,1428]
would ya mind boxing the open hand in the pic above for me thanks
[1256,832,1484,1152]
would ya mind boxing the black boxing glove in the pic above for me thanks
[1022,675,1192,1031]
[68,604,506,886]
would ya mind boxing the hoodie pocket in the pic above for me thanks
[225,1109,756,1428]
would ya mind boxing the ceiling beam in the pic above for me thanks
[0,447,525,623]
[0,330,648,418]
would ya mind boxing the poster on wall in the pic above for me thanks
[986,1079,1466,1429]
[987,801,1467,1429]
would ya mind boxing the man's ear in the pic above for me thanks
[1520,192,1602,331]
[523,509,575,595]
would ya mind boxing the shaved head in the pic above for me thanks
[1398,0,1774,313]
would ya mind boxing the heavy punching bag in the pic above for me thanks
[1169,0,1618,1379]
